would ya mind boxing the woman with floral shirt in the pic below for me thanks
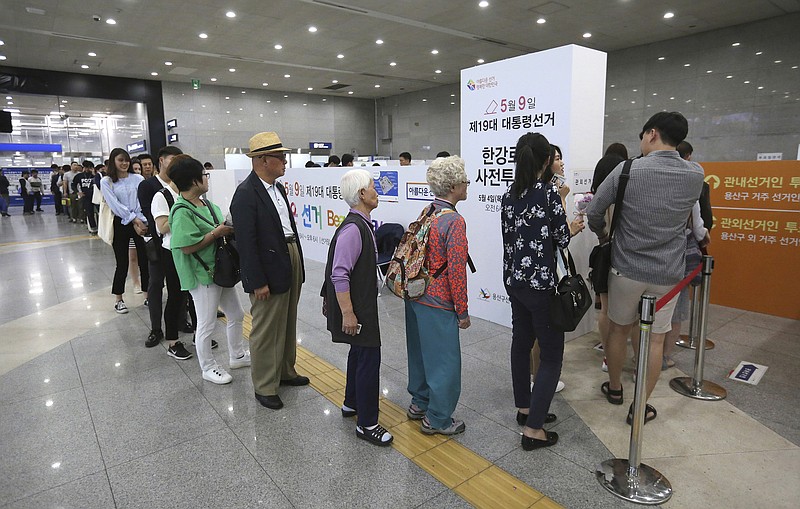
[501,133,582,451]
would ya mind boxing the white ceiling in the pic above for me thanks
[1,0,798,99]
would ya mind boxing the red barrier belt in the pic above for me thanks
[655,263,703,312]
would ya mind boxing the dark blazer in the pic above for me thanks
[230,171,305,294]
[137,175,164,237]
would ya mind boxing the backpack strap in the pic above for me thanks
[428,205,476,278]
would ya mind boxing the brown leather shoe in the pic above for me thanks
[279,375,310,386]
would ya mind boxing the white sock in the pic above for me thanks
[361,424,392,442]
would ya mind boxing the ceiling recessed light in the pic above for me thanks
[389,62,397,66]
[6,101,11,105]
[774,60,782,64]
[376,39,383,45]
[663,12,674,19]
[332,80,338,84]
[322,98,327,101]
[199,33,208,39]
[284,95,288,98]
[726,75,733,79]
[274,44,283,50]
[583,33,592,38]
[164,61,172,66]
[337,54,344,58]
[229,68,235,72]
[303,103,307,106]
[450,94,455,97]
[684,63,691,67]
[658,56,665,61]
[5,96,11,100]
[241,90,246,94]
[151,72,158,76]
[348,91,353,94]
[374,84,380,88]
[225,96,230,100]
[792,66,798,69]
[610,84,615,87]
[706,70,713,73]
[670,97,675,100]
[536,18,546,24]
[0,55,7,61]
[308,26,317,33]
[732,42,740,47]
[284,74,290,78]
[105,18,116,24]
[435,69,442,74]
[479,1,489,7]
[756,51,763,55]
[80,64,88,69]
[307,87,313,91]
[744,80,750,84]
[422,99,427,102]
[88,52,96,57]
[477,58,484,63]
[0,41,4,46]
[262,82,268,86]
[210,77,217,82]
[226,11,236,18]
[451,102,455,105]
[652,93,658,96]
[431,49,439,54]
[758,86,764,90]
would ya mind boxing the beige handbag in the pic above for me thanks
[97,188,114,245]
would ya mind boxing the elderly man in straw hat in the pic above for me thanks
[230,132,308,410]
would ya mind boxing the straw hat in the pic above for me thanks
[246,132,291,157]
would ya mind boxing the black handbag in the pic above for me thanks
[144,236,162,263]
[173,201,241,288]
[588,159,632,293]
[550,248,593,332]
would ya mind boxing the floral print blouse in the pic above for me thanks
[501,181,570,290]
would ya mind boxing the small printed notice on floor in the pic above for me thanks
[728,361,768,385]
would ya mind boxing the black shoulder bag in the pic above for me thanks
[588,159,632,293]
[550,248,593,332]
[172,200,241,288]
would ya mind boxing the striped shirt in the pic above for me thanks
[586,150,704,286]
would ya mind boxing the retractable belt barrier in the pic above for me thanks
[596,257,709,505]
[669,255,727,401]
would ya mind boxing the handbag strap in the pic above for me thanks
[608,159,633,240]
[556,248,577,278]
[171,200,219,275]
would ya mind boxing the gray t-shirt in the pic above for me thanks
[587,150,704,286]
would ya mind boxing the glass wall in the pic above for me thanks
[1,93,148,167]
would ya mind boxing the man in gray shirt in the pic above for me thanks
[587,111,704,424]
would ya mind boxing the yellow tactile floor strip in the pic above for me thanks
[233,314,564,509]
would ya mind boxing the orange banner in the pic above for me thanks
[701,161,800,319]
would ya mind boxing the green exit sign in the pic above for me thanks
[191,79,200,90]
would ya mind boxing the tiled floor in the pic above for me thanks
[1,210,798,508]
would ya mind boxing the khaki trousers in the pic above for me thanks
[249,242,303,396]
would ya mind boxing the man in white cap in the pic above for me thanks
[230,132,308,410]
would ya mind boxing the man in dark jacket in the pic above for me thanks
[0,169,11,216]
[230,132,307,410]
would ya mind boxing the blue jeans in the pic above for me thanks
[508,286,564,429]
[405,301,461,429]
[0,194,8,214]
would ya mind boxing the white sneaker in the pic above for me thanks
[555,380,566,393]
[114,301,128,314]
[601,357,608,372]
[202,366,232,384]
[229,351,251,369]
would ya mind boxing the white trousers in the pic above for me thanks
[189,283,246,372]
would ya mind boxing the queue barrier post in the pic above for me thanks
[596,295,673,505]
[675,282,715,350]
[669,255,727,401]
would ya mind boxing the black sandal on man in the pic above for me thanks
[626,403,657,425]
[601,381,624,405]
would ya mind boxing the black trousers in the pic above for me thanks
[82,195,97,230]
[111,216,149,296]
[53,190,63,214]
[148,246,185,340]
[21,193,33,213]
[33,192,42,210]
[343,345,381,428]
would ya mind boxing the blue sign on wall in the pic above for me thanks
[309,142,333,150]
[0,143,62,153]
[127,140,147,153]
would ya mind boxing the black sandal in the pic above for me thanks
[601,382,624,405]
[626,403,657,425]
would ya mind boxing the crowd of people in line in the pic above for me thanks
[2,110,709,452]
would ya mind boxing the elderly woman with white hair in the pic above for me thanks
[322,169,393,447]
[405,155,472,436]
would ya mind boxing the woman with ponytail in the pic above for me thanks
[501,132,583,451]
